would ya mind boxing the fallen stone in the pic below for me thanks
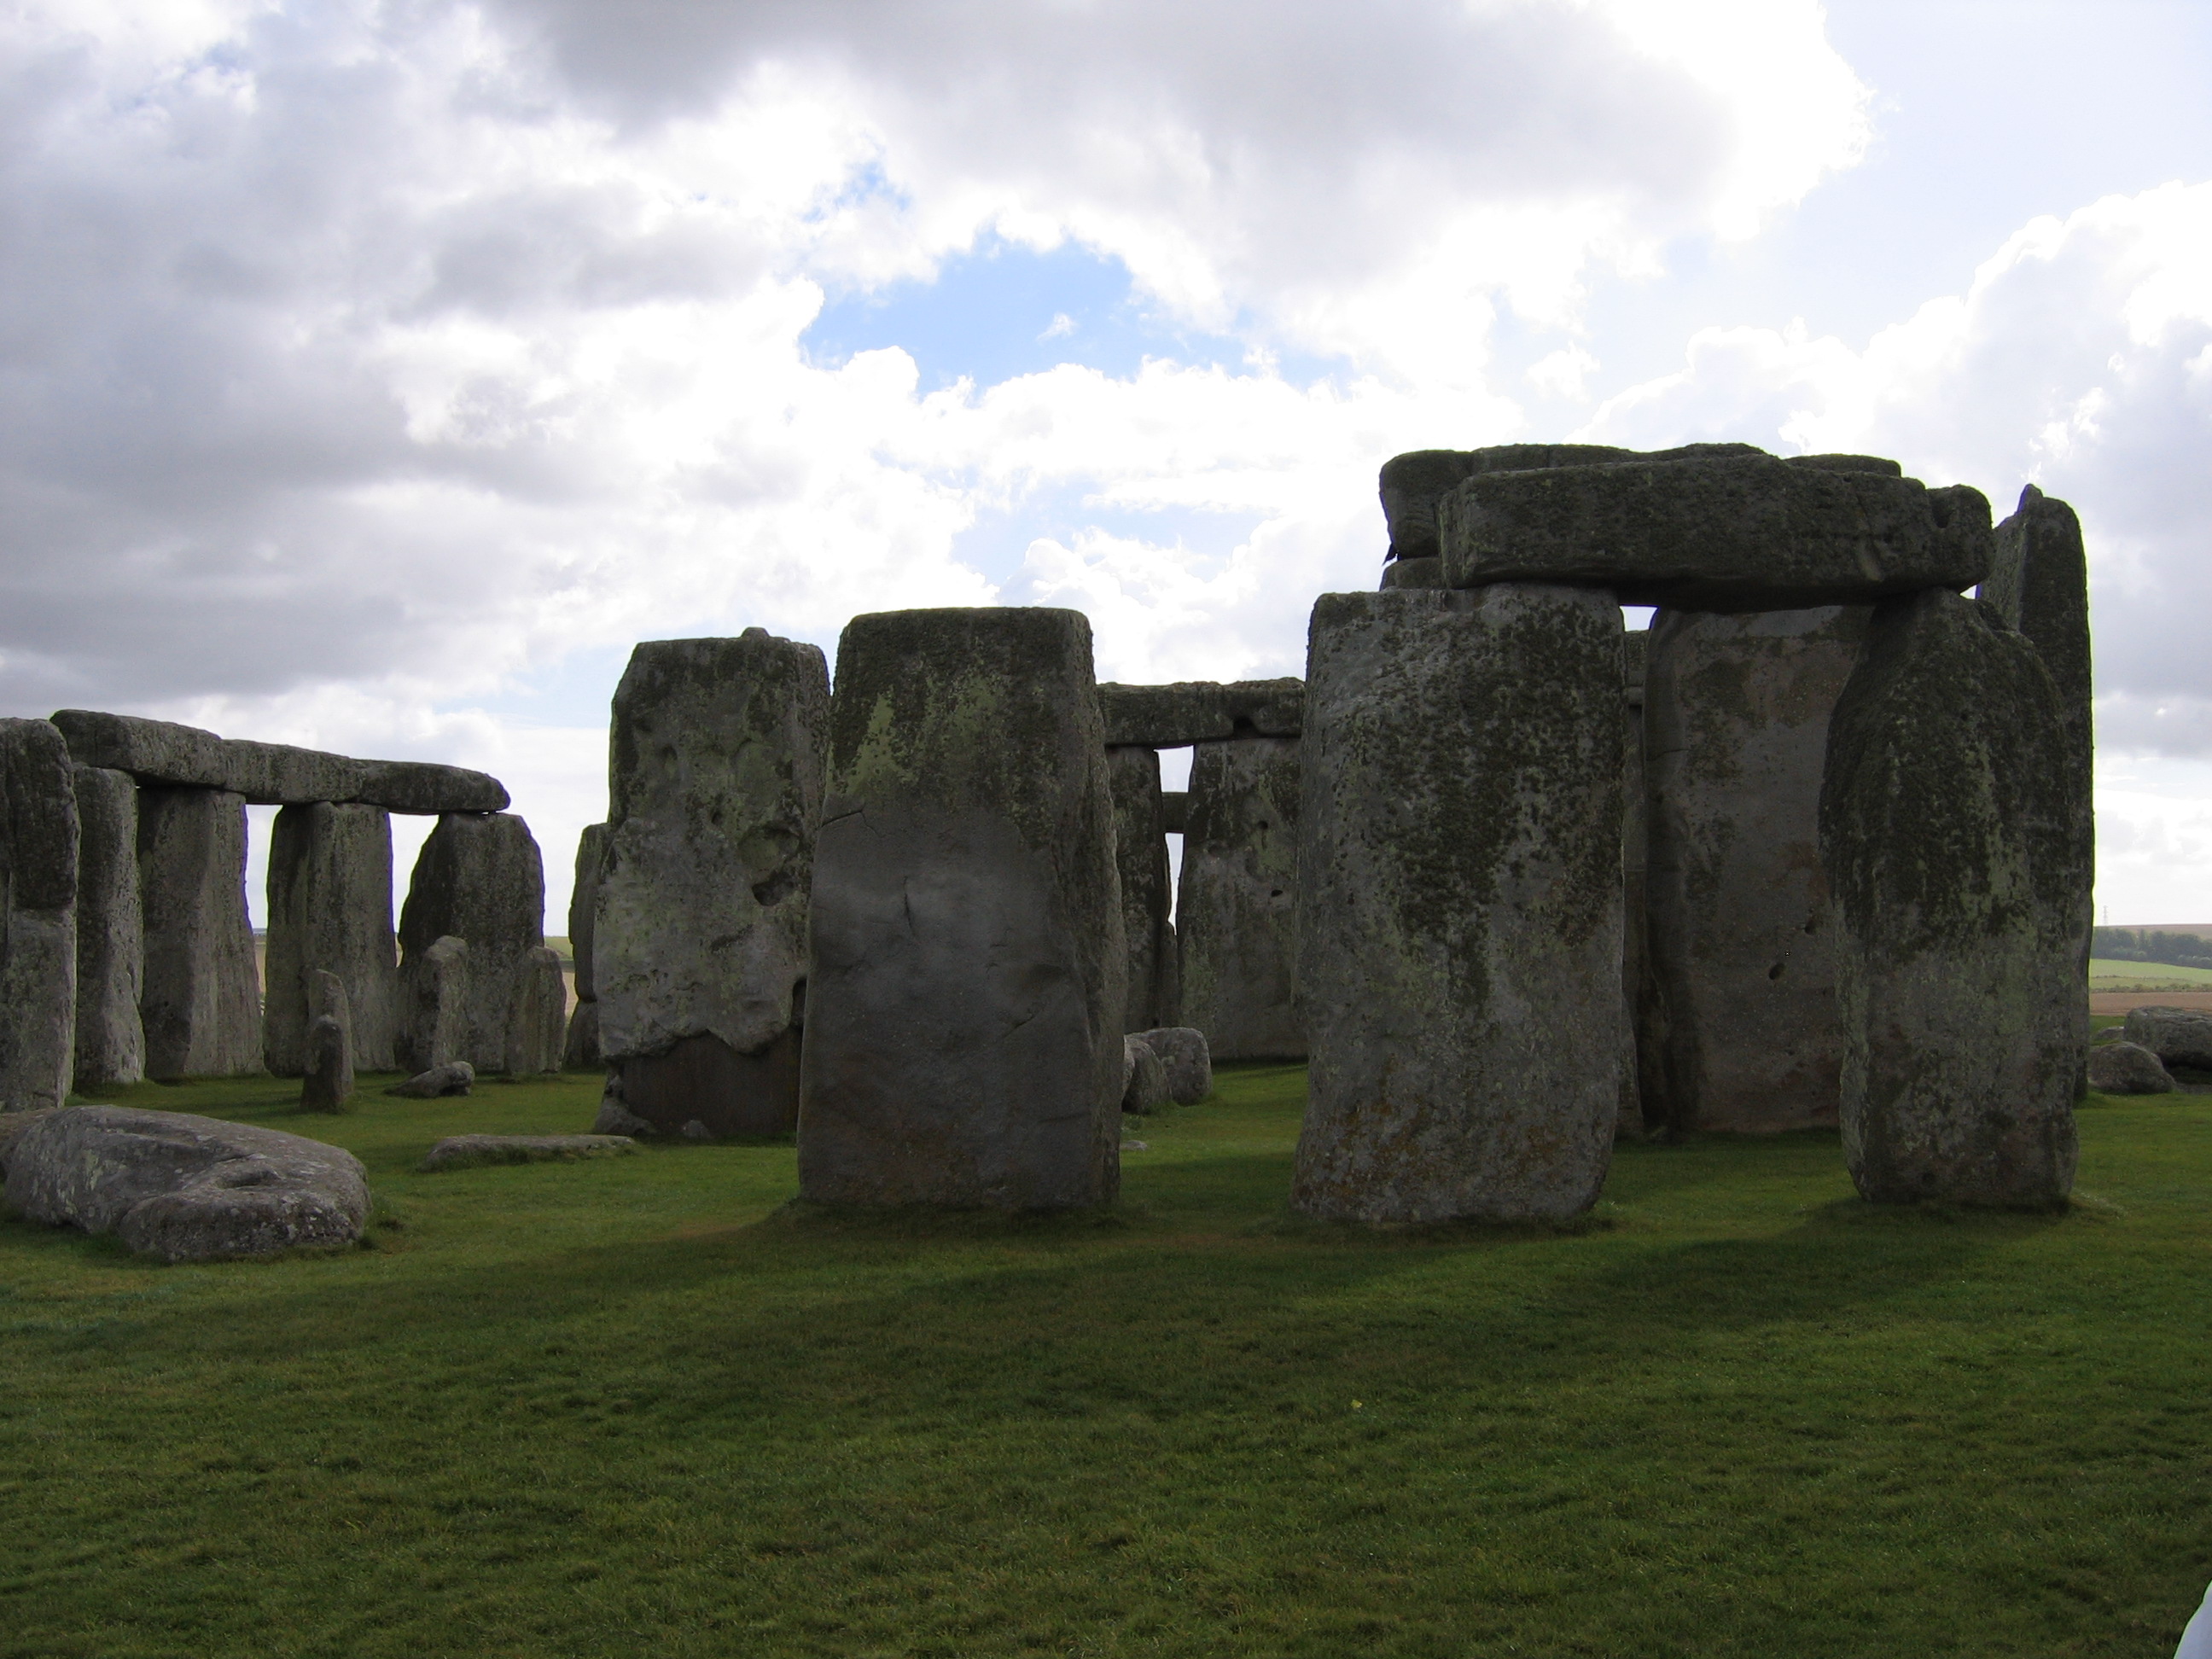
[1178,736,1303,1060]
[2087,1041,2174,1095]
[299,1013,354,1113]
[1133,1026,1212,1104]
[49,710,509,813]
[263,801,399,1074]
[2122,1006,2212,1069]
[1098,679,1304,747]
[418,1133,637,1172]
[397,813,546,1074]
[591,1082,655,1138]
[1108,747,1178,1032]
[137,786,261,1080]
[71,765,143,1091]
[0,1106,60,1178]
[1121,1036,1169,1115]
[0,719,79,1113]
[1292,585,1624,1225]
[1639,606,1866,1132]
[1437,451,1994,610]
[680,1119,713,1141]
[386,1061,474,1098]
[3,1104,369,1262]
[2089,1024,2123,1045]
[800,607,1124,1209]
[597,632,830,1136]
[1820,588,2084,1207]
[504,946,567,1075]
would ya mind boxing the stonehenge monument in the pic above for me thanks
[563,824,608,1070]
[1,720,80,1112]
[1178,736,1303,1059]
[1106,747,1178,1033]
[265,802,399,1074]
[137,786,261,1081]
[71,765,143,1089]
[397,813,550,1075]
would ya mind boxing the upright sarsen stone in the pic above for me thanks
[73,765,143,1090]
[799,608,1124,1210]
[397,813,545,1074]
[562,824,608,1070]
[1108,747,1178,1033]
[596,632,830,1136]
[1293,586,1623,1225]
[137,787,260,1080]
[1640,607,1866,1132]
[1,721,80,1112]
[1819,588,2083,1207]
[1179,738,1303,1059]
[264,803,399,1074]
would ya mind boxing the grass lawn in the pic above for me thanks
[3,1064,2209,1657]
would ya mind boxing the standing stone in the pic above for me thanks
[399,934,469,1071]
[799,608,1125,1209]
[596,632,830,1136]
[1640,606,1866,1132]
[504,946,566,1075]
[1134,1026,1212,1104]
[1,720,80,1112]
[1108,747,1178,1033]
[1293,586,1623,1225]
[263,802,399,1075]
[1819,588,2083,1207]
[1619,632,1648,1140]
[1179,737,1303,1060]
[72,765,143,1090]
[397,814,544,1074]
[137,786,260,1080]
[300,972,354,1111]
[563,824,608,1069]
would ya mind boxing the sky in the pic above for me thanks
[3,0,2209,929]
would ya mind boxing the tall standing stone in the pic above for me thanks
[263,802,399,1074]
[397,813,545,1074]
[505,946,566,1075]
[1618,632,1648,1140]
[401,935,470,1071]
[1293,586,1623,1225]
[137,787,259,1080]
[300,971,355,1112]
[1108,746,1178,1033]
[799,608,1124,1210]
[1639,606,1866,1132]
[562,823,608,1070]
[1,720,80,1112]
[72,764,143,1090]
[596,632,830,1136]
[1819,587,2083,1207]
[1179,737,1303,1059]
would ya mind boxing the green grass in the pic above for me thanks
[2089,957,2212,987]
[4,1066,2210,1657]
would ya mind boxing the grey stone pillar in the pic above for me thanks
[1619,633,1648,1140]
[505,946,566,1074]
[1,721,80,1111]
[137,786,260,1080]
[397,813,545,1074]
[263,802,399,1074]
[1639,606,1866,1132]
[1178,736,1302,1059]
[1292,585,1623,1225]
[72,764,143,1090]
[1107,746,1177,1033]
[799,607,1124,1209]
[562,823,608,1070]
[1820,587,2083,1207]
[596,632,830,1136]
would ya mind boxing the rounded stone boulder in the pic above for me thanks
[1132,1027,1212,1104]
[2122,1006,2212,1071]
[2086,1041,2174,1096]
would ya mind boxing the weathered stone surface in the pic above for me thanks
[1134,1026,1212,1104]
[419,1132,636,1172]
[568,824,608,1003]
[264,802,399,1074]
[1160,791,1189,835]
[1097,680,1304,747]
[137,786,260,1080]
[399,934,469,1073]
[71,765,142,1090]
[2087,1041,2174,1095]
[1379,445,1650,562]
[1,720,79,1113]
[1639,607,1866,1132]
[397,814,545,1074]
[1438,452,1993,610]
[1980,485,2094,990]
[563,998,601,1071]
[387,1061,474,1098]
[597,632,830,1136]
[3,1105,369,1261]
[1179,737,1303,1060]
[2121,1006,2212,1069]
[1819,588,2084,1207]
[1619,633,1648,1140]
[1108,747,1178,1033]
[1121,1036,1168,1115]
[504,946,567,1075]
[300,1014,354,1113]
[1292,585,1624,1225]
[49,710,509,812]
[592,1073,655,1137]
[799,607,1124,1209]
[0,1106,58,1176]
[1378,556,1446,590]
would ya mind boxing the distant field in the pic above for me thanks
[2089,958,2212,987]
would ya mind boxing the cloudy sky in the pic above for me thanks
[3,0,2209,928]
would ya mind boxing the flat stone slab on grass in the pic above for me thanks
[386,1061,475,1097]
[418,1133,637,1172]
[3,1104,369,1262]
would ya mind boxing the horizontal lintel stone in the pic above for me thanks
[1098,679,1303,747]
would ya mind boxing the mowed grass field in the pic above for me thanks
[4,1062,2210,1658]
